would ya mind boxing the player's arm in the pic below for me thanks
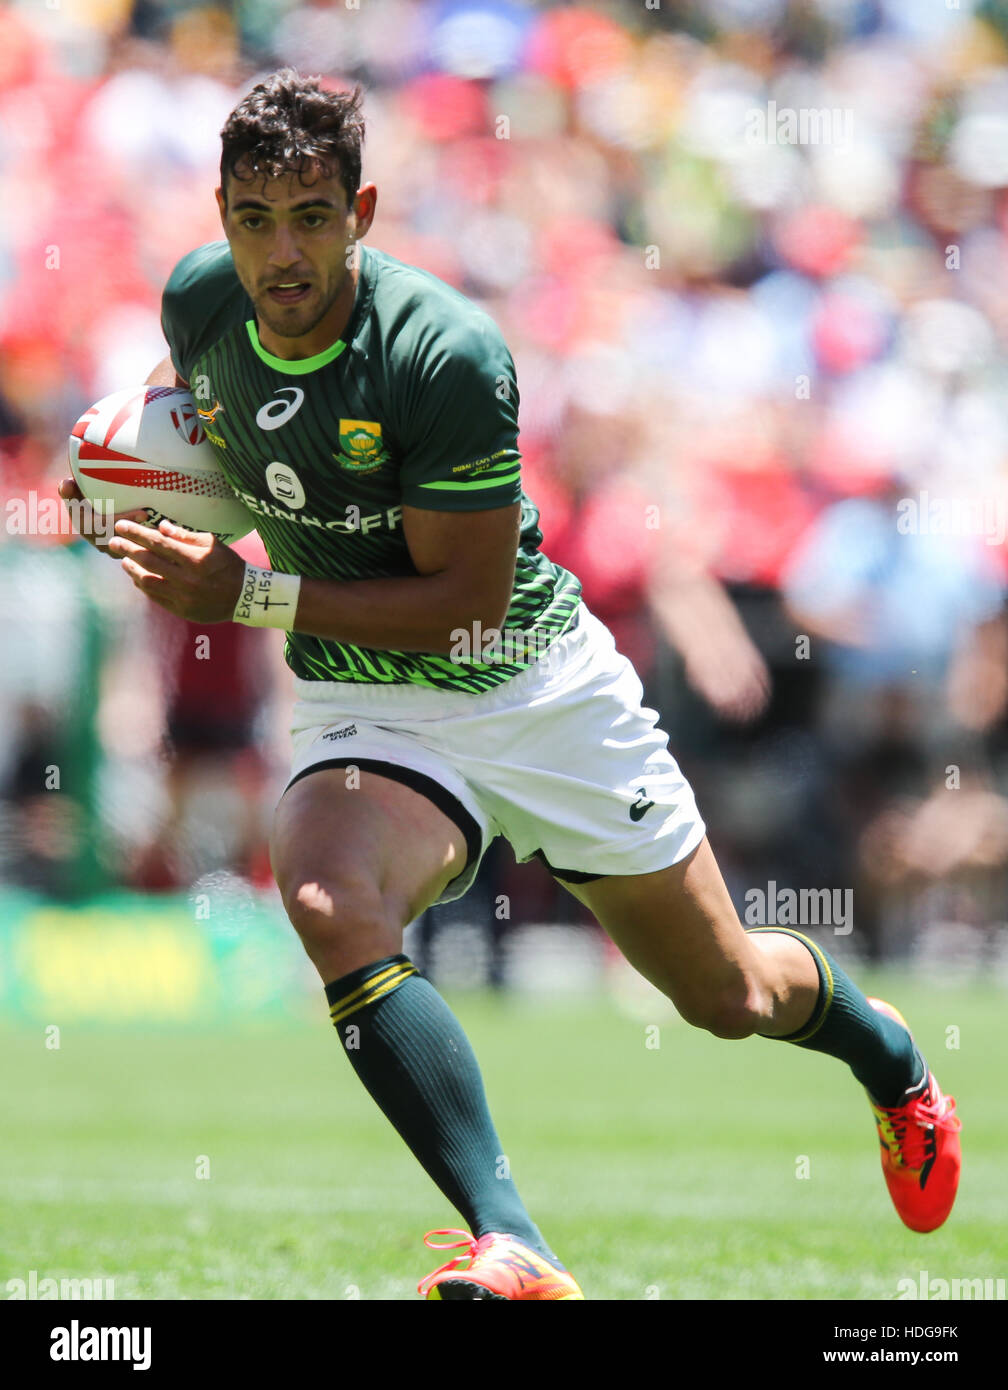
[111,319,524,639]
[293,501,520,650]
[110,501,520,644]
[145,356,189,389]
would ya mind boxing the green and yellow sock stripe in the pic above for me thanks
[328,959,418,1027]
[744,926,835,1043]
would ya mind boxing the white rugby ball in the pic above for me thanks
[69,385,254,543]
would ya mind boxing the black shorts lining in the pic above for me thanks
[532,849,605,884]
[283,757,482,881]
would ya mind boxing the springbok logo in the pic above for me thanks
[196,398,226,447]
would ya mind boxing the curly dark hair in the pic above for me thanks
[220,69,364,206]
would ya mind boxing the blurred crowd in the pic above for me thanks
[3,0,1008,968]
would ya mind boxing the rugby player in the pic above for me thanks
[60,71,961,1300]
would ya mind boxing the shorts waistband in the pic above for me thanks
[291,604,594,722]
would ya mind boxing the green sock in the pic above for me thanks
[745,928,926,1106]
[325,954,560,1264]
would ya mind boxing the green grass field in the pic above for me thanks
[2,974,1005,1301]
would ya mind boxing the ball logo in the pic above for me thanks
[169,401,205,446]
[265,461,306,510]
[256,387,305,431]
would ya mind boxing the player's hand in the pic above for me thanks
[107,517,245,622]
[58,478,148,551]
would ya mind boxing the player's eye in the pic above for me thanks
[239,215,264,230]
[302,214,326,228]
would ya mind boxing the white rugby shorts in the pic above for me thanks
[285,604,706,904]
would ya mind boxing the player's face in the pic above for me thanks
[217,163,376,357]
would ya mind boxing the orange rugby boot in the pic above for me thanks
[418,1229,584,1300]
[866,998,962,1233]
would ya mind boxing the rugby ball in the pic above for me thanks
[69,385,254,543]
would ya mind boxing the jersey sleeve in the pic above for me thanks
[161,242,249,383]
[397,319,522,512]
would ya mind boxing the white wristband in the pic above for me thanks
[233,564,302,629]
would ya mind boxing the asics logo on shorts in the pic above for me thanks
[629,787,655,822]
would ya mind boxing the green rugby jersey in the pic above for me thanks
[160,241,581,691]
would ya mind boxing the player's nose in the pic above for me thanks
[266,222,303,270]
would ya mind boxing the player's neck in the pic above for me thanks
[256,262,360,361]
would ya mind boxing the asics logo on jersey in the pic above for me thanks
[256,387,305,430]
[629,788,655,822]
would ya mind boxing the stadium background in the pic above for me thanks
[1,0,1006,1302]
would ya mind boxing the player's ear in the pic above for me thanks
[351,184,377,238]
[215,186,227,226]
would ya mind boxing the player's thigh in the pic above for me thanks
[271,767,468,975]
[563,836,771,1029]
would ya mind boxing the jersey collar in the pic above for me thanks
[245,246,375,375]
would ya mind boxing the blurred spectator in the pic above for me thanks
[781,485,1008,750]
[128,611,276,891]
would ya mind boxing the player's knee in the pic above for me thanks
[281,871,397,966]
[674,978,768,1040]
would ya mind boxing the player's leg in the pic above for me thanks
[563,836,921,1087]
[271,764,463,980]
[561,835,822,1040]
[563,838,960,1230]
[563,835,923,1084]
[470,603,959,1232]
[271,766,579,1291]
